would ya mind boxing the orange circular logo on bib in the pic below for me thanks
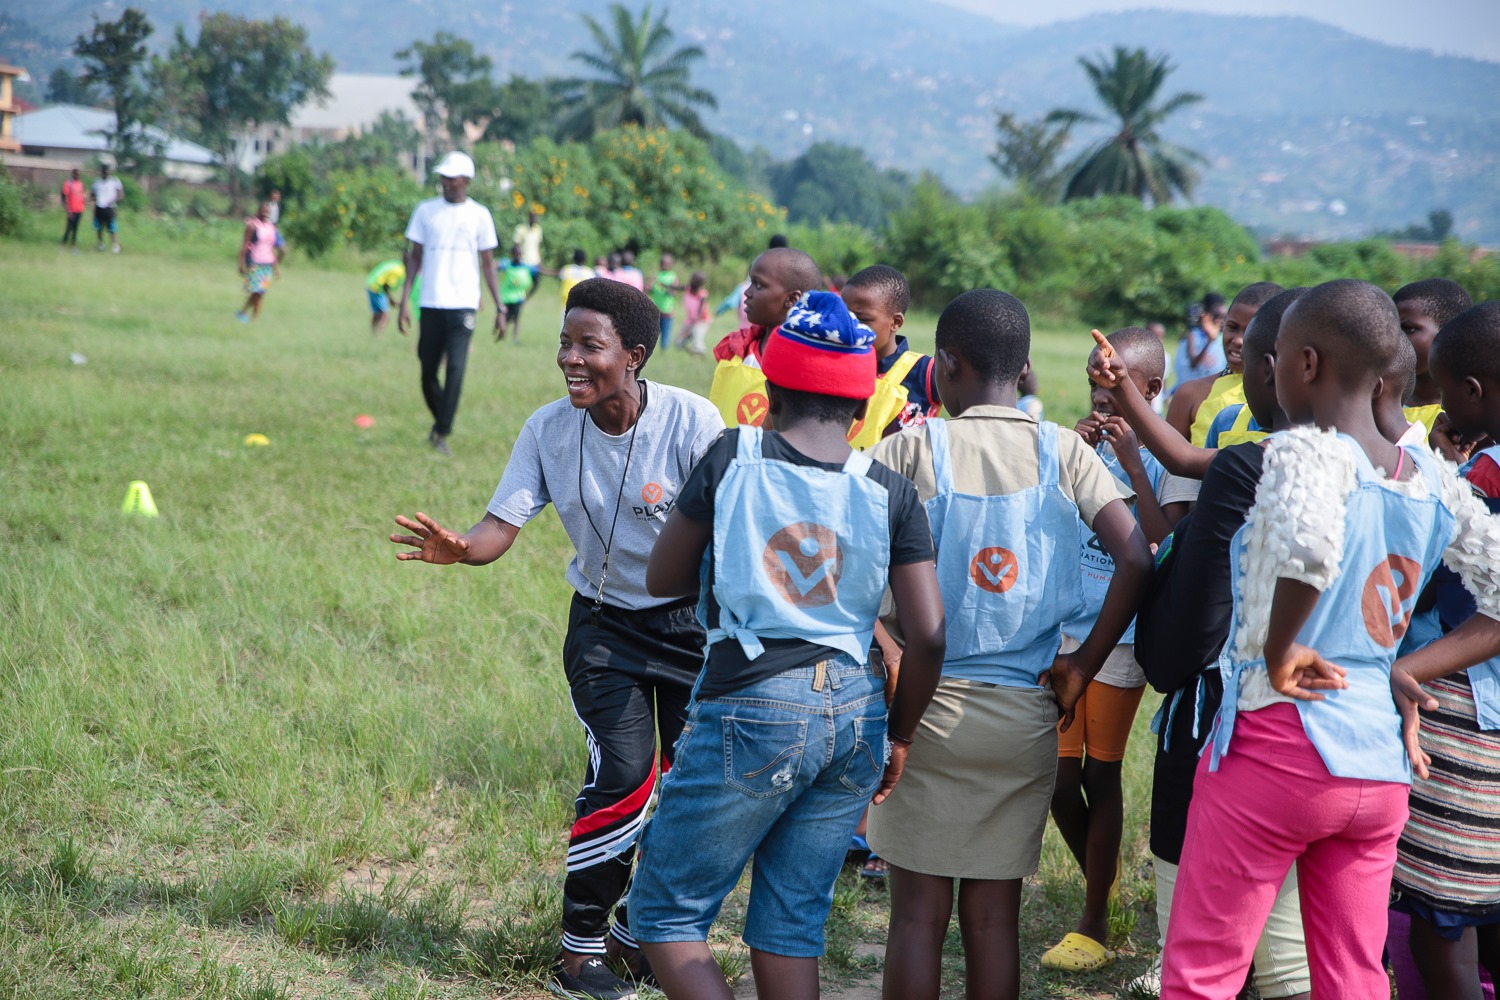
[737,392,770,427]
[764,523,842,608]
[970,547,1019,594]
[1361,554,1421,647]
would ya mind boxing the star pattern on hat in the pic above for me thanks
[781,291,876,352]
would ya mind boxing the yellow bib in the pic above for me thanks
[710,355,771,428]
[1403,403,1443,436]
[1190,374,1245,448]
[848,350,923,450]
[1214,403,1270,447]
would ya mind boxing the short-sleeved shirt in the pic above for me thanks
[405,196,499,310]
[676,429,934,699]
[1204,403,1267,448]
[650,270,678,314]
[616,266,645,292]
[559,263,595,307]
[868,404,1132,526]
[62,179,86,213]
[500,263,534,305]
[367,259,405,294]
[512,223,543,267]
[487,382,724,611]
[92,177,124,209]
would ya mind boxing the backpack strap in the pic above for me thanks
[737,425,763,463]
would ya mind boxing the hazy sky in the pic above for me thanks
[944,0,1500,62]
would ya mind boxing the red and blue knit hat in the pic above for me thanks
[760,291,877,399]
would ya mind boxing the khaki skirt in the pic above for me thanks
[867,677,1059,879]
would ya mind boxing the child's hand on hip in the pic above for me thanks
[1391,663,1438,779]
[1265,642,1348,701]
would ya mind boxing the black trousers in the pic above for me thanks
[1149,669,1225,865]
[416,308,474,437]
[560,593,703,953]
[62,212,81,246]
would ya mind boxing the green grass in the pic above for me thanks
[2,212,1155,998]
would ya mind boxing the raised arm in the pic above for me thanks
[1088,332,1218,479]
[390,510,521,566]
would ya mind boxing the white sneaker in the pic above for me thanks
[112,244,121,254]
[1124,954,1161,997]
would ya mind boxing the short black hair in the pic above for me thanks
[935,289,1030,387]
[767,233,789,249]
[843,265,911,314]
[572,248,587,265]
[761,247,823,295]
[765,383,863,426]
[1240,287,1309,365]
[1431,302,1500,383]
[1106,327,1165,385]
[1230,281,1284,313]
[1285,279,1402,389]
[565,277,661,370]
[1202,292,1226,310]
[1394,278,1473,330]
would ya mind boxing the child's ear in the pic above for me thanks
[1019,359,1033,385]
[1300,346,1320,384]
[1143,375,1164,402]
[1466,375,1485,402]
[936,347,960,382]
[890,312,905,335]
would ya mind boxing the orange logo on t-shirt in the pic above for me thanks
[763,522,841,608]
[641,482,663,504]
[1361,554,1422,647]
[970,547,1019,594]
[737,392,769,427]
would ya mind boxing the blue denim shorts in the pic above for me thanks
[630,652,887,957]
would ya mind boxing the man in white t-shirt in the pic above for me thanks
[397,151,503,455]
[91,163,125,254]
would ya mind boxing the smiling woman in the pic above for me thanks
[390,277,724,1000]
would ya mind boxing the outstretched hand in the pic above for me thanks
[391,512,470,564]
[1087,329,1129,390]
[1265,642,1348,701]
[1392,663,1438,779]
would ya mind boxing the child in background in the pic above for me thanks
[236,200,280,323]
[1124,289,1314,1000]
[1178,283,1284,445]
[632,292,946,1000]
[708,247,823,429]
[1394,278,1474,437]
[498,246,534,341]
[605,252,624,283]
[841,265,941,448]
[678,272,711,356]
[1043,327,1183,974]
[1017,370,1044,421]
[593,254,614,281]
[617,250,645,292]
[367,258,409,335]
[650,253,680,351]
[555,249,596,324]
[1156,279,1500,999]
[1390,301,1500,1000]
[1174,293,1227,385]
[868,289,1152,1000]
[716,276,751,328]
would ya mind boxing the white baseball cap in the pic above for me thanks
[433,151,476,178]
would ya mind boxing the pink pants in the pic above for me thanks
[1161,703,1409,999]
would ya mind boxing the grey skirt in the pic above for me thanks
[867,677,1060,880]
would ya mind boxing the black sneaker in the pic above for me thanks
[549,958,638,1000]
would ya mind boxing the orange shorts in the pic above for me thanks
[1056,678,1147,762]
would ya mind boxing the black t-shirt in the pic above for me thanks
[676,429,934,699]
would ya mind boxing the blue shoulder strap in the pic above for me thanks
[738,425,763,463]
[1037,421,1060,487]
[926,418,955,494]
[843,448,872,476]
[1409,444,1444,496]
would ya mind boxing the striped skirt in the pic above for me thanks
[1393,672,1500,917]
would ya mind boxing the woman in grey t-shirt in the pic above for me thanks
[392,278,723,1000]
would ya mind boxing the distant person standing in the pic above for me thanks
[237,201,281,323]
[60,168,85,252]
[1174,293,1227,384]
[513,209,544,293]
[91,163,124,254]
[397,151,503,456]
[266,188,282,224]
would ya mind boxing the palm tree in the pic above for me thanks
[1048,47,1206,204]
[557,4,717,139]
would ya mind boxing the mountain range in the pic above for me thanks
[5,0,1499,241]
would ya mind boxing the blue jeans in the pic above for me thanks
[631,653,887,957]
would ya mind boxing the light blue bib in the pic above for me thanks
[1064,443,1166,646]
[1209,437,1456,783]
[1457,446,1500,729]
[924,418,1084,688]
[704,427,890,664]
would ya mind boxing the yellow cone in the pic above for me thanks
[121,481,159,518]
[243,433,270,447]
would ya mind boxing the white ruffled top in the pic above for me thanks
[1235,427,1500,712]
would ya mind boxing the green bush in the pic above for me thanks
[0,167,27,236]
[785,221,882,279]
[282,168,425,258]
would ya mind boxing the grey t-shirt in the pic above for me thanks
[488,381,725,611]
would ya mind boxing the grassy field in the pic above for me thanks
[2,211,1159,999]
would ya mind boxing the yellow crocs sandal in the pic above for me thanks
[1039,931,1115,972]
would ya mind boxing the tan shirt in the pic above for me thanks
[869,404,1133,528]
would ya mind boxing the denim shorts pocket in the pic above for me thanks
[723,717,808,799]
[839,715,887,795]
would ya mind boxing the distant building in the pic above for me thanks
[0,61,25,154]
[9,104,216,182]
[237,73,426,175]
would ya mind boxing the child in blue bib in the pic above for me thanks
[631,292,946,1000]
[1156,280,1500,1000]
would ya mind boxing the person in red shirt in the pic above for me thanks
[60,168,86,252]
